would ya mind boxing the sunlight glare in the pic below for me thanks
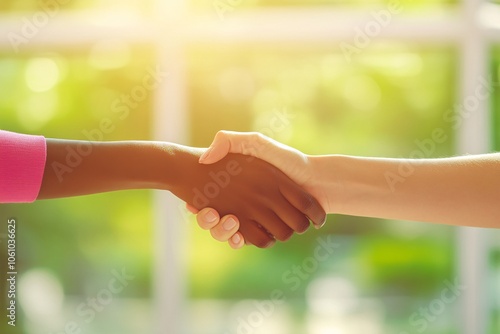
[89,40,131,70]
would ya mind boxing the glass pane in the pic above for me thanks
[187,44,458,334]
[0,45,155,334]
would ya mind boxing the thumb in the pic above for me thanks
[199,131,263,164]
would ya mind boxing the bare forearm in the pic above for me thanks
[38,139,186,199]
[310,153,500,228]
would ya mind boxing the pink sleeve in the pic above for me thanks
[0,130,47,203]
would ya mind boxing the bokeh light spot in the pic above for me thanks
[25,58,61,92]
[19,269,64,321]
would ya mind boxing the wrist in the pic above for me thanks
[119,141,177,191]
[307,154,342,214]
[305,155,335,213]
[154,142,205,193]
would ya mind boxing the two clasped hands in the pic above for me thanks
[39,131,500,246]
[188,131,500,248]
[186,131,329,249]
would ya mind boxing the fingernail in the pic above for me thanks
[205,211,217,223]
[232,234,241,244]
[223,218,237,231]
[314,216,327,229]
[199,147,212,162]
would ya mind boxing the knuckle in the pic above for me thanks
[251,132,265,145]
[216,130,228,138]
[240,133,261,154]
[215,130,230,145]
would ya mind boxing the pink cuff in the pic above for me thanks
[0,130,47,203]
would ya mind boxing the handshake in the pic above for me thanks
[35,130,328,248]
[36,129,499,240]
[168,131,327,249]
[172,130,500,246]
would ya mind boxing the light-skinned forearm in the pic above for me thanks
[309,153,500,228]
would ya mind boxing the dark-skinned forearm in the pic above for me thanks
[37,139,191,199]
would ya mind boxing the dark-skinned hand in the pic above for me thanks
[167,146,326,248]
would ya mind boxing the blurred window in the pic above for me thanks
[0,1,498,334]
